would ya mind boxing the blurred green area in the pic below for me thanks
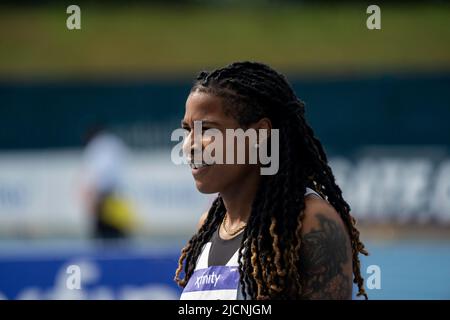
[0,3,449,78]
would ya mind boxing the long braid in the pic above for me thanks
[174,196,225,286]
[295,107,369,298]
[175,61,368,299]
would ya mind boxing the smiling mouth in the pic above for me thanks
[189,162,213,169]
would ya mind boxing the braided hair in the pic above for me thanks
[174,61,368,299]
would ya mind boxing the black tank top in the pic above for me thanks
[208,227,244,266]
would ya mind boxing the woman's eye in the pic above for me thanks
[180,126,214,133]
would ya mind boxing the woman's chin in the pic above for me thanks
[195,181,219,194]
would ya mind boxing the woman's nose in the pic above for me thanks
[182,131,203,160]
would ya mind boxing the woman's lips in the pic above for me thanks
[190,163,213,177]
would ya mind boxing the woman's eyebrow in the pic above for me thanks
[181,119,221,127]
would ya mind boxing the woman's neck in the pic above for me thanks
[220,166,260,228]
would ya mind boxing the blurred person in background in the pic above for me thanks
[81,124,136,240]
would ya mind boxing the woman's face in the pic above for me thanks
[182,90,259,194]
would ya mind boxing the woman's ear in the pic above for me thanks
[250,117,272,148]
[253,117,272,133]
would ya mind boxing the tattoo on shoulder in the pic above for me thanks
[299,213,352,299]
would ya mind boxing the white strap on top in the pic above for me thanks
[305,187,323,199]
[194,242,211,270]
[226,249,240,266]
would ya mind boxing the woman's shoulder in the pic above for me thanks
[302,193,348,235]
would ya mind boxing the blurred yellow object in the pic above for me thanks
[101,195,136,232]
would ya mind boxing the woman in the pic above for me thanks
[174,61,368,300]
